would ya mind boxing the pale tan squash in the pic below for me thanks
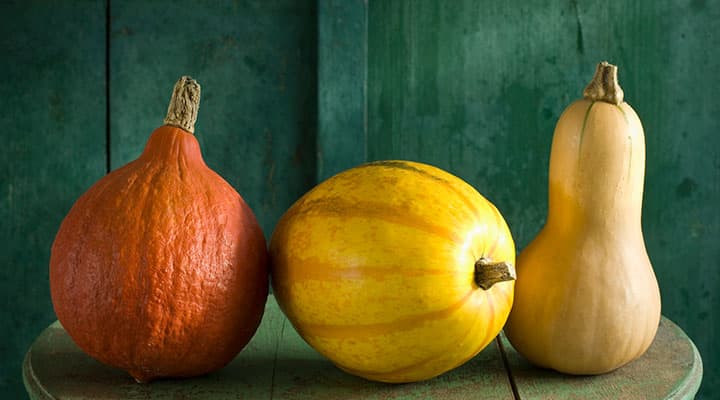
[504,62,661,375]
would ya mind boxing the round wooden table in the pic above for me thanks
[23,295,702,399]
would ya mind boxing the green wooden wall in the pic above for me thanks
[1,0,718,398]
[0,1,318,397]
[0,1,107,397]
[366,1,719,399]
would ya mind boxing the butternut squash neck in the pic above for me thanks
[548,61,644,229]
[577,61,630,161]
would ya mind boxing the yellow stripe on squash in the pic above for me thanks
[270,160,515,383]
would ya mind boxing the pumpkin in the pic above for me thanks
[504,62,661,374]
[49,76,268,382]
[269,160,516,383]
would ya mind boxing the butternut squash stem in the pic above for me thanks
[582,61,624,105]
[163,76,201,133]
[474,258,516,290]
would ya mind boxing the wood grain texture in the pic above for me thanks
[636,3,720,399]
[501,317,703,399]
[317,0,368,181]
[109,0,318,239]
[0,1,106,398]
[23,297,285,399]
[24,295,514,399]
[271,324,514,399]
[367,1,719,398]
[23,301,702,399]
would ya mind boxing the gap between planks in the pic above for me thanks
[269,317,287,400]
[105,0,111,173]
[496,334,521,400]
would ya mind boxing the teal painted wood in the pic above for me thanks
[110,0,318,239]
[634,3,720,399]
[23,295,514,399]
[366,1,719,398]
[317,0,368,181]
[0,1,106,398]
[23,297,702,399]
[500,317,703,399]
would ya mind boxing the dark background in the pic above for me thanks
[1,0,717,398]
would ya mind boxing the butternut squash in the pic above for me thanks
[504,62,661,375]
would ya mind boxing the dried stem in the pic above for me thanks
[583,61,624,105]
[163,76,201,133]
[474,258,516,290]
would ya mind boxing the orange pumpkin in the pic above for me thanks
[49,77,268,382]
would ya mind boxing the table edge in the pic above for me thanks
[665,325,703,400]
[23,314,703,400]
[23,346,57,400]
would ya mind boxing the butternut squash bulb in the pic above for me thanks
[50,77,268,382]
[504,62,661,374]
[270,160,516,383]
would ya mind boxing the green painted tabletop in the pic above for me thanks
[23,295,702,399]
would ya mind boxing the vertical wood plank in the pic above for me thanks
[633,2,720,398]
[367,1,719,398]
[0,1,106,397]
[109,0,318,239]
[316,0,368,181]
[368,0,583,249]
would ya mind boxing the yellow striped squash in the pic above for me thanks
[269,160,516,383]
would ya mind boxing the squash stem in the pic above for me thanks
[583,61,624,105]
[474,258,516,290]
[163,76,201,133]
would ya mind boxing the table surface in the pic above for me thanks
[23,295,703,400]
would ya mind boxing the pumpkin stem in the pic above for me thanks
[163,76,201,133]
[474,258,516,290]
[583,61,624,105]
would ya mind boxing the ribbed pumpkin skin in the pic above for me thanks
[270,160,515,383]
[50,126,268,382]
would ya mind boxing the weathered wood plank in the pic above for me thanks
[23,296,285,399]
[271,317,514,399]
[22,300,703,399]
[110,0,318,239]
[24,295,513,399]
[501,317,703,399]
[0,1,106,397]
[317,0,368,181]
[633,1,720,397]
[366,1,719,398]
